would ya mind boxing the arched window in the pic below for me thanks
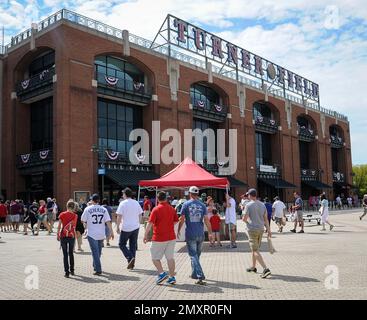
[297,116,314,131]
[95,55,145,91]
[253,102,272,119]
[190,83,220,111]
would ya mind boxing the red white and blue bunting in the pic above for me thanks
[133,82,144,91]
[196,100,205,108]
[135,153,146,163]
[256,116,263,123]
[21,154,30,164]
[217,161,227,167]
[270,119,276,126]
[214,104,222,112]
[104,75,119,86]
[39,150,49,160]
[21,80,30,90]
[39,69,49,80]
[308,129,314,135]
[105,149,119,160]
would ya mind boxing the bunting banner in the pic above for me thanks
[197,100,205,108]
[39,150,49,160]
[331,135,336,141]
[214,104,222,112]
[21,154,30,163]
[105,149,119,160]
[104,75,119,86]
[302,169,307,175]
[39,69,49,80]
[133,82,144,91]
[270,119,276,126]
[21,80,30,90]
[308,129,314,135]
[256,116,263,123]
[135,153,146,163]
[217,161,227,167]
[311,170,316,176]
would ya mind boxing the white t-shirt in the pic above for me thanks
[171,199,178,207]
[81,204,111,240]
[225,197,237,225]
[116,198,143,232]
[272,200,286,218]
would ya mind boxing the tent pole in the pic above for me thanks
[155,187,158,206]
[226,184,232,244]
[137,186,141,203]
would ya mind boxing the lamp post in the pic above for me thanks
[91,144,111,198]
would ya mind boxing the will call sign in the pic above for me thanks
[169,16,319,102]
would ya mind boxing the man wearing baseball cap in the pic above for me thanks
[178,186,213,285]
[242,188,272,279]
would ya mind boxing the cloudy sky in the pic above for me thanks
[1,0,366,164]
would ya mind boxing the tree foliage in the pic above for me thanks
[353,164,367,196]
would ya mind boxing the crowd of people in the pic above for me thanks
[1,190,366,286]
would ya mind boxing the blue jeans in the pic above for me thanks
[186,236,205,280]
[119,228,139,262]
[60,237,75,274]
[87,236,103,273]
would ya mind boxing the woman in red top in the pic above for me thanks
[57,200,78,278]
[34,200,51,235]
[209,209,222,247]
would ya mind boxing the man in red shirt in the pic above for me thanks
[0,200,8,232]
[144,191,179,285]
[142,196,152,223]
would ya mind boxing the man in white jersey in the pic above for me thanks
[81,194,114,276]
[116,188,143,270]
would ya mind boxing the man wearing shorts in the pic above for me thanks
[144,191,179,285]
[224,191,237,248]
[290,191,304,233]
[0,200,7,232]
[242,188,271,279]
[9,200,21,232]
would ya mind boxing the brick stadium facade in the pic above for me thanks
[0,10,353,207]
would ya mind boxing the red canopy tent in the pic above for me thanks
[138,157,229,190]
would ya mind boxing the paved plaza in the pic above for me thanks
[0,209,366,300]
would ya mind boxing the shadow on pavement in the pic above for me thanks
[168,279,260,293]
[267,274,320,283]
[130,268,157,276]
[177,242,270,253]
[71,272,140,283]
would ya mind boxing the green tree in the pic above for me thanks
[353,164,367,196]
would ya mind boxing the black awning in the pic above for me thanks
[333,182,353,188]
[258,178,296,189]
[217,175,247,187]
[106,169,160,187]
[302,180,333,190]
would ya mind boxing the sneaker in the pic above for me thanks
[321,228,326,231]
[70,271,75,276]
[297,230,304,233]
[195,279,206,285]
[156,272,168,284]
[107,242,111,247]
[166,276,176,285]
[246,267,257,273]
[260,268,271,279]
[290,229,296,233]
[64,273,70,278]
[127,258,135,270]
[230,244,237,248]
[330,225,334,231]
[93,271,102,276]
[360,216,362,221]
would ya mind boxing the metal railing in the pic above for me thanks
[16,66,55,95]
[298,126,316,140]
[330,135,344,147]
[96,71,151,95]
[3,8,349,122]
[16,149,53,168]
